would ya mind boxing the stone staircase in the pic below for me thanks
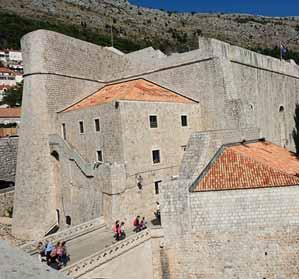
[21,217,163,279]
[49,134,95,177]
[20,217,106,255]
[62,229,152,278]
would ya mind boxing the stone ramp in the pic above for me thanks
[67,226,137,265]
[62,229,153,278]
[21,217,105,254]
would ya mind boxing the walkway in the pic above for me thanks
[66,227,136,265]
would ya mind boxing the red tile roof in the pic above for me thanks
[0,85,13,90]
[0,108,21,118]
[193,141,299,192]
[62,79,196,112]
[0,67,16,75]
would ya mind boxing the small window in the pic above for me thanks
[66,215,71,225]
[181,115,188,127]
[97,150,103,162]
[61,123,66,140]
[94,118,100,132]
[279,105,284,112]
[149,115,158,128]
[152,149,160,164]
[181,145,187,151]
[154,180,162,195]
[79,121,84,134]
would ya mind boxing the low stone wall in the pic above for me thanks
[0,187,14,217]
[62,228,164,279]
[0,137,18,182]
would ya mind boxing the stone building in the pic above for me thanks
[161,129,299,278]
[51,78,200,229]
[12,29,299,241]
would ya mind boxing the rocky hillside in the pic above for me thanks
[1,0,299,55]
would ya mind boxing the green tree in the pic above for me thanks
[0,82,23,107]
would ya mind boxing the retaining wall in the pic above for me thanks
[0,137,18,182]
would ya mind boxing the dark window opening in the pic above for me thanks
[152,149,160,164]
[94,119,100,132]
[155,180,162,195]
[79,121,84,134]
[149,115,158,128]
[56,209,60,225]
[181,115,188,127]
[66,215,71,225]
[279,105,285,112]
[181,145,187,151]
[62,123,66,140]
[51,151,59,161]
[97,150,103,162]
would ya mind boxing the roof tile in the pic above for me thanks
[193,141,299,192]
[63,79,196,112]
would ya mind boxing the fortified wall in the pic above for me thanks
[13,30,299,240]
[160,128,299,278]
[0,137,18,182]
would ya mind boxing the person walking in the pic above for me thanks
[133,216,140,232]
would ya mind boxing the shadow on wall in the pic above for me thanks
[292,103,299,154]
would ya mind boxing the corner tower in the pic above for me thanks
[12,30,124,240]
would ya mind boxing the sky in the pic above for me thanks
[129,0,298,17]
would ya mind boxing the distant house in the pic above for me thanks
[0,67,17,87]
[0,108,21,137]
[0,84,14,103]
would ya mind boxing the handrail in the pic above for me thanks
[62,229,152,278]
[48,134,95,177]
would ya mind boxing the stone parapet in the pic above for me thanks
[20,217,105,254]
[0,137,18,182]
[62,228,162,278]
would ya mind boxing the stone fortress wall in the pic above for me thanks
[13,30,299,240]
[160,128,299,278]
[0,137,18,182]
[57,100,201,225]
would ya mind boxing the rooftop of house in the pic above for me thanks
[0,108,21,118]
[0,84,13,90]
[192,140,299,192]
[0,67,16,75]
[62,78,197,113]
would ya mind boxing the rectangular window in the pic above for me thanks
[61,123,66,140]
[181,145,187,151]
[79,121,84,134]
[152,149,160,164]
[154,180,162,195]
[149,115,158,128]
[94,118,100,132]
[97,150,103,162]
[181,115,188,127]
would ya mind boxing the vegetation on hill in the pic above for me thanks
[1,10,299,64]
[0,11,145,53]
[0,82,23,107]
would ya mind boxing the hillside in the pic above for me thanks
[1,0,299,59]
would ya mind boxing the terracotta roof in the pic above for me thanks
[0,67,15,75]
[193,141,299,192]
[0,85,13,90]
[0,108,21,118]
[63,79,196,112]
